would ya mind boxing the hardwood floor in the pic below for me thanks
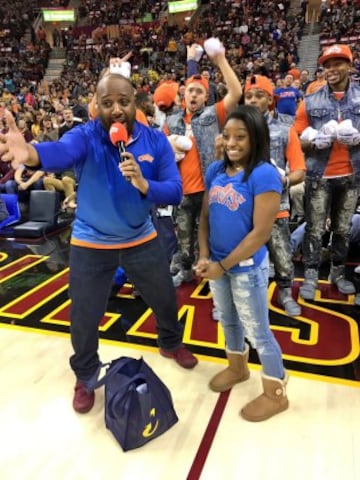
[1,326,359,480]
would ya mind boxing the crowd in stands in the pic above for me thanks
[0,0,50,83]
[319,0,360,60]
[58,0,306,95]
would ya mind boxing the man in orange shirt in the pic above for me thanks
[294,44,360,299]
[244,75,306,317]
[165,41,242,286]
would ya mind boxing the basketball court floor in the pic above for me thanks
[1,227,359,480]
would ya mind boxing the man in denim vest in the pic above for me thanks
[294,44,360,299]
[244,75,306,318]
[164,41,242,287]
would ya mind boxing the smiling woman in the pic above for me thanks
[195,105,287,422]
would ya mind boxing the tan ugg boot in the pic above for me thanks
[209,345,250,392]
[240,372,289,422]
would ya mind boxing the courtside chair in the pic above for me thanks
[13,190,61,238]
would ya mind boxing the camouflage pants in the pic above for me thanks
[303,176,359,269]
[267,217,294,288]
[174,191,204,271]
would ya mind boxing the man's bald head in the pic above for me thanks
[96,74,136,133]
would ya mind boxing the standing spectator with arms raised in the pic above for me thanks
[165,39,243,286]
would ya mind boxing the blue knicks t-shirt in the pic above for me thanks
[274,86,301,116]
[205,161,282,273]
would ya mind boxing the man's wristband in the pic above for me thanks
[218,260,227,272]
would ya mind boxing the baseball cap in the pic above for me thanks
[318,44,353,65]
[185,74,209,92]
[244,75,274,97]
[153,81,179,110]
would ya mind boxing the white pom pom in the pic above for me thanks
[337,119,357,135]
[320,120,338,137]
[175,136,192,151]
[109,61,131,78]
[300,126,318,142]
[118,62,131,78]
[204,37,224,56]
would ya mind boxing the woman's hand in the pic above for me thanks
[194,258,224,280]
[194,257,209,277]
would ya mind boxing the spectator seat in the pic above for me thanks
[13,191,61,238]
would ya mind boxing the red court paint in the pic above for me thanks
[187,390,231,480]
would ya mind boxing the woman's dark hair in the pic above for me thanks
[223,105,271,182]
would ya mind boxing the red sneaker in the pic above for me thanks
[160,345,198,369]
[72,381,95,413]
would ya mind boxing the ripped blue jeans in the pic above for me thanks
[209,255,285,378]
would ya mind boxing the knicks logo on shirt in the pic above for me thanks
[209,184,245,211]
[279,91,297,98]
[138,154,154,163]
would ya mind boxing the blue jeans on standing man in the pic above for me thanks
[209,255,285,379]
[69,237,183,382]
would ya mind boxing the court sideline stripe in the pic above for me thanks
[186,390,231,480]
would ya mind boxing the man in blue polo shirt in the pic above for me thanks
[0,73,198,414]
